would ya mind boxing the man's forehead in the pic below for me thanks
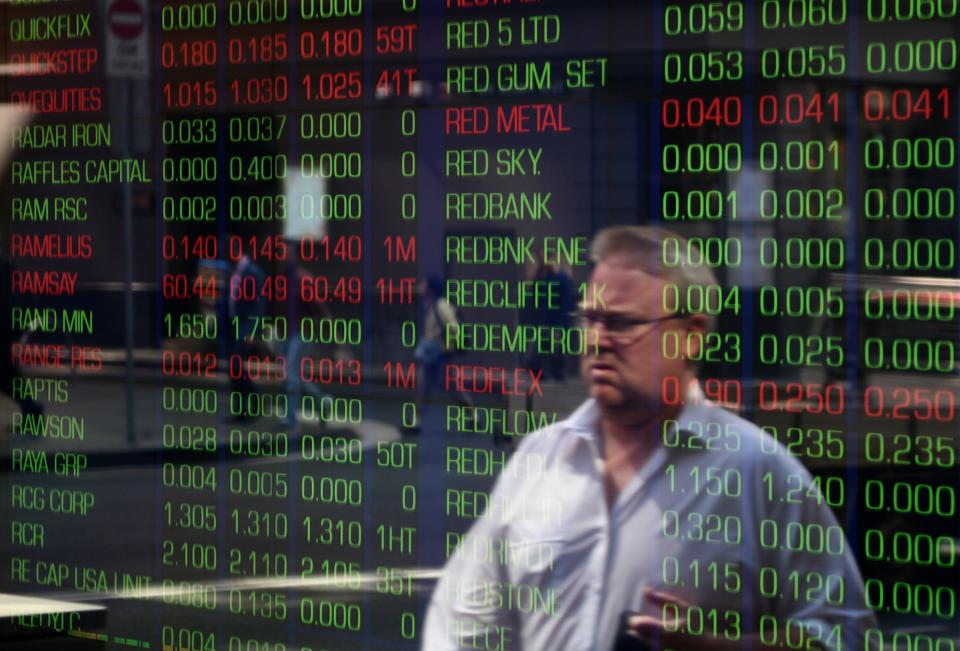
[587,259,664,310]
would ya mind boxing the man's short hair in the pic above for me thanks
[589,225,720,331]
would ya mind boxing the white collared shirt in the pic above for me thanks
[423,386,875,651]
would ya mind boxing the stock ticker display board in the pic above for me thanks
[1,0,959,650]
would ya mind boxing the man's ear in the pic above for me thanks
[683,313,710,361]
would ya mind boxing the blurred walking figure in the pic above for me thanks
[227,254,266,422]
[522,246,575,385]
[411,275,472,432]
[280,250,331,429]
[415,275,459,400]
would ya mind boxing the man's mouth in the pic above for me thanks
[588,362,616,377]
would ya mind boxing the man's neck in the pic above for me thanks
[597,410,664,507]
[598,377,695,457]
[599,408,667,462]
[595,380,693,504]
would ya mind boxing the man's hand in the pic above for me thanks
[625,588,691,650]
[626,588,741,651]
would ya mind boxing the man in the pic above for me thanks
[423,226,874,651]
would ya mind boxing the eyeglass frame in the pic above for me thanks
[570,309,685,344]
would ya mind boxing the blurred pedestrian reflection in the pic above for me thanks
[522,245,574,386]
[280,249,331,429]
[227,254,265,422]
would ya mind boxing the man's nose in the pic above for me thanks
[587,324,616,353]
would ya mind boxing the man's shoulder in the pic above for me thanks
[511,399,594,457]
[687,400,813,476]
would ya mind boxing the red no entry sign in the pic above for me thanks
[108,0,144,40]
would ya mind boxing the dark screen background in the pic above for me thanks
[1,1,959,649]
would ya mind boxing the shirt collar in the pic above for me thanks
[558,400,600,466]
[559,381,713,461]
[667,381,714,447]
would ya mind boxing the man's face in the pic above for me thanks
[579,257,697,413]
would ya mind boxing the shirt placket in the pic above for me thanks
[593,446,668,650]
[582,508,610,651]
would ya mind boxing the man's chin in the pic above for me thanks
[589,384,626,407]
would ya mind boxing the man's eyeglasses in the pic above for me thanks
[571,310,682,343]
